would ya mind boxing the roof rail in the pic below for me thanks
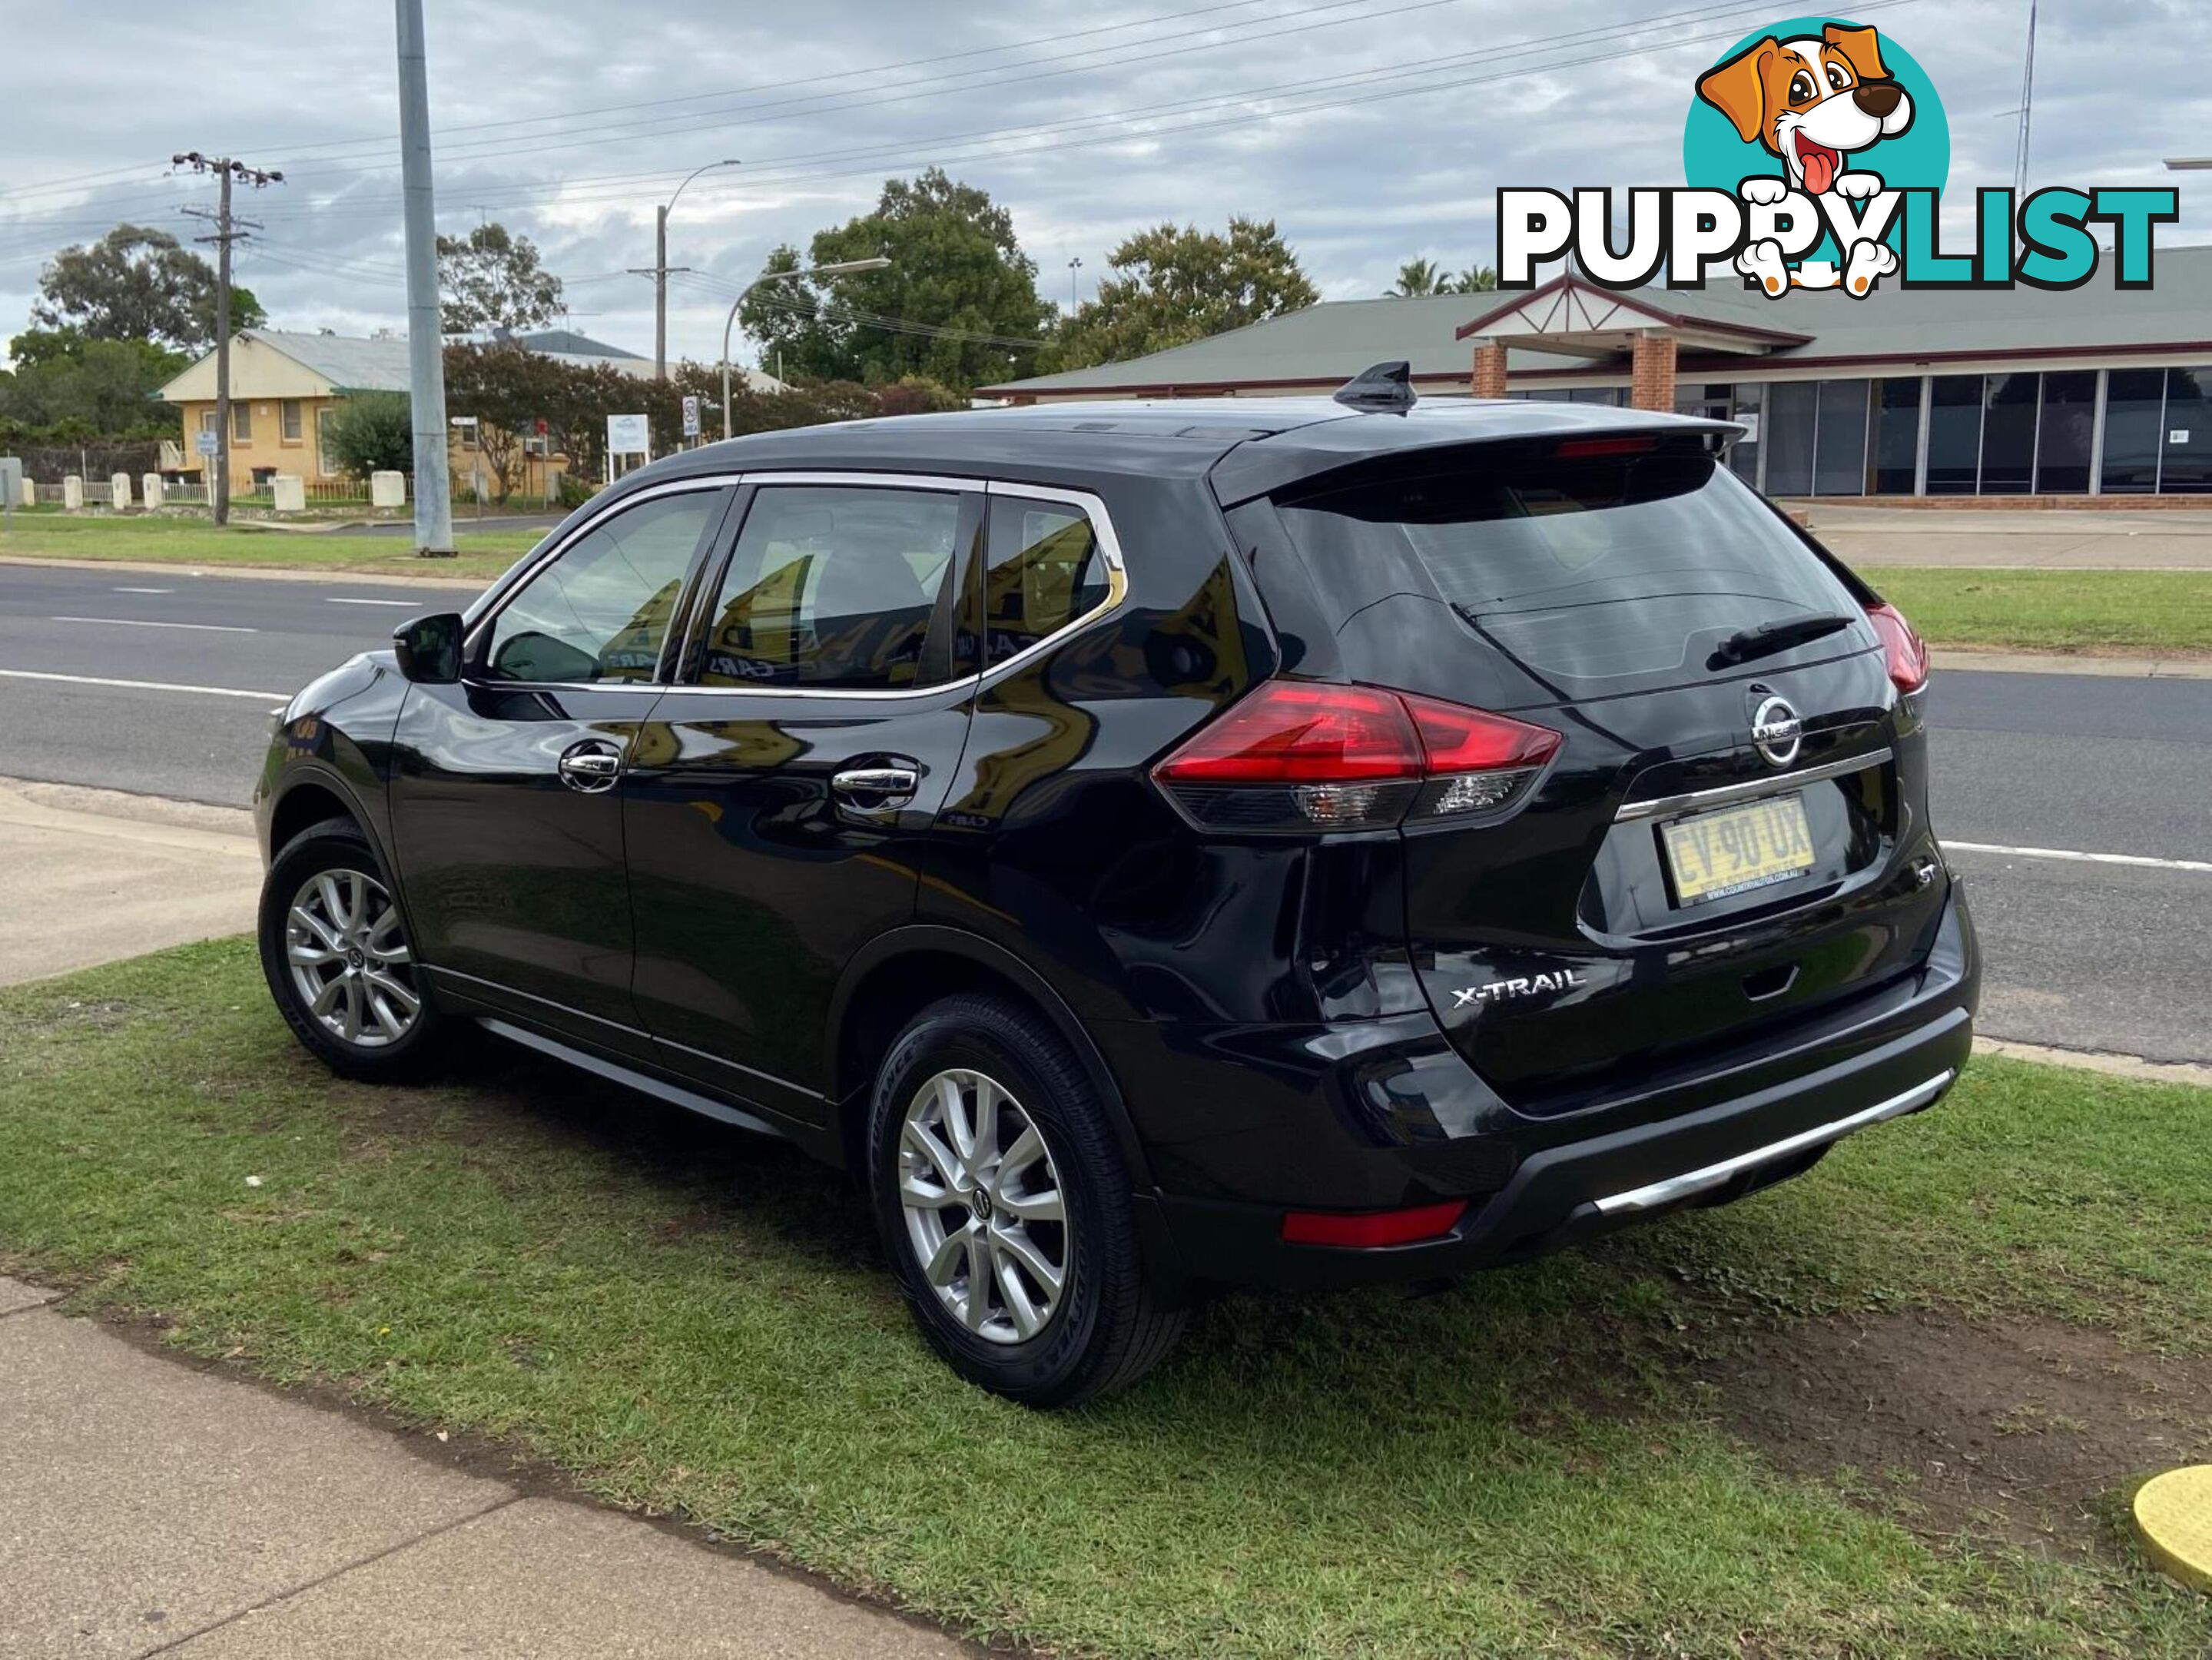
[1332,360,1416,414]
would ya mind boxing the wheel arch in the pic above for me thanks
[825,925,1154,1188]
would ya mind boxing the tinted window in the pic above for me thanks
[1764,381,1816,496]
[1979,373,2038,495]
[2102,369,2164,493]
[984,496,1113,665]
[1872,377,1922,495]
[1925,374,1982,494]
[483,490,724,684]
[699,486,960,689]
[1275,450,1868,696]
[2163,367,2212,493]
[2035,371,2096,494]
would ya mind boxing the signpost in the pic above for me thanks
[194,428,219,505]
[681,395,701,444]
[607,413,650,483]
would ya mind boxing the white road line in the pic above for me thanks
[112,586,174,594]
[1948,840,2212,875]
[0,669,286,702]
[50,614,257,634]
[325,596,417,607]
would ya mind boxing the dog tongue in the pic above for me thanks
[1803,149,1836,194]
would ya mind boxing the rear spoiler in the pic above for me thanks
[1207,411,1743,507]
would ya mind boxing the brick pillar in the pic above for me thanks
[1628,330,1678,412]
[1468,340,1508,399]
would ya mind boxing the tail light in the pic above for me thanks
[1864,601,1928,695]
[1152,680,1560,833]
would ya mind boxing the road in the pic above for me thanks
[2,562,2208,1064]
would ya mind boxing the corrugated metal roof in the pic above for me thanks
[985,244,2212,395]
[247,330,414,391]
[510,328,647,360]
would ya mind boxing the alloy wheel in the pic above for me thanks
[897,1067,1070,1344]
[284,868,420,1049]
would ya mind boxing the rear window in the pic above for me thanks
[1275,449,1872,695]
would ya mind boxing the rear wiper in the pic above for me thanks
[1709,612,1856,669]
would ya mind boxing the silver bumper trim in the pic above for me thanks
[1613,748,1892,823]
[1591,1068,1955,1217]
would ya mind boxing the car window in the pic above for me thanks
[483,490,725,684]
[698,485,962,689]
[984,496,1113,666]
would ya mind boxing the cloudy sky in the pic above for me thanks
[2,0,2207,369]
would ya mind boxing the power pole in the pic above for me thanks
[636,160,739,380]
[176,152,282,528]
[396,0,454,556]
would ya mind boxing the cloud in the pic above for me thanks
[3,0,2207,365]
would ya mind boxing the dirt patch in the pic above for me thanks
[1709,1311,2212,1556]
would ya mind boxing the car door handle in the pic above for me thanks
[557,740,623,793]
[831,765,920,806]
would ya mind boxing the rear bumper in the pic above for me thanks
[1131,883,1978,1292]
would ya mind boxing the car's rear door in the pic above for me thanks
[1254,434,1946,1118]
[387,480,736,1054]
[622,475,982,1124]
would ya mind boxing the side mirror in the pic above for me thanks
[392,612,465,684]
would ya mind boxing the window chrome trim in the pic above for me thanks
[1612,748,1892,825]
[660,471,1131,702]
[462,473,747,682]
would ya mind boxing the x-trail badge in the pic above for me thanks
[1749,692,1802,768]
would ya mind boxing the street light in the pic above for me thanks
[721,257,892,438]
[655,158,741,379]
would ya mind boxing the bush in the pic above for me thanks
[321,392,414,478]
[555,471,595,510]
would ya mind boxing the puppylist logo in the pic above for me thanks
[1496,15,2177,299]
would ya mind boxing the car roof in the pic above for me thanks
[622,397,1738,505]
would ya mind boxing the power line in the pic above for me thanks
[173,151,284,526]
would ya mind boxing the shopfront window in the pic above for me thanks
[2161,368,2212,493]
[2102,369,2164,493]
[2034,372,2096,494]
[1764,381,1816,496]
[1871,377,1922,495]
[1925,375,1982,495]
[1729,383,1762,485]
[1978,374,2038,495]
[1812,379,1870,495]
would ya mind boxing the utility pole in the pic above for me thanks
[176,152,282,528]
[1068,255,1083,312]
[395,0,453,556]
[637,158,740,380]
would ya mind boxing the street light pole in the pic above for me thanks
[649,158,740,380]
[720,257,890,439]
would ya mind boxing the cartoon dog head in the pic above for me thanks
[1697,23,1913,195]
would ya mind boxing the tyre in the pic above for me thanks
[867,994,1185,1406]
[258,816,448,1081]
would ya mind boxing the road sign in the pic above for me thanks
[607,413,649,456]
[194,429,220,458]
[681,395,701,440]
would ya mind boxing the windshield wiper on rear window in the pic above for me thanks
[1708,612,1857,669]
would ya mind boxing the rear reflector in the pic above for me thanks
[1153,681,1560,832]
[1282,1199,1469,1248]
[1865,600,1929,695]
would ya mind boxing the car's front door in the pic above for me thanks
[388,482,735,1053]
[623,477,982,1122]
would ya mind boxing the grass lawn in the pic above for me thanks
[1861,566,2212,658]
[0,513,540,583]
[4,941,2211,1657]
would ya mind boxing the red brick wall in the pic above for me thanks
[1468,342,1508,399]
[1628,332,1677,412]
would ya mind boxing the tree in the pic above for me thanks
[874,374,966,417]
[737,170,1052,391]
[1387,257,1447,297]
[1050,217,1318,372]
[1384,259,1496,297]
[31,224,263,351]
[320,391,415,478]
[436,222,563,336]
[0,327,186,437]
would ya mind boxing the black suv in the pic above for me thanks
[256,378,1978,1406]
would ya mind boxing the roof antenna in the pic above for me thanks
[1333,360,1416,414]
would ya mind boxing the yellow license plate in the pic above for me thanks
[1660,794,1816,905]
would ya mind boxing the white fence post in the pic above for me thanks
[111,472,133,510]
[142,473,164,509]
[62,475,84,510]
[369,470,407,508]
[271,474,306,513]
